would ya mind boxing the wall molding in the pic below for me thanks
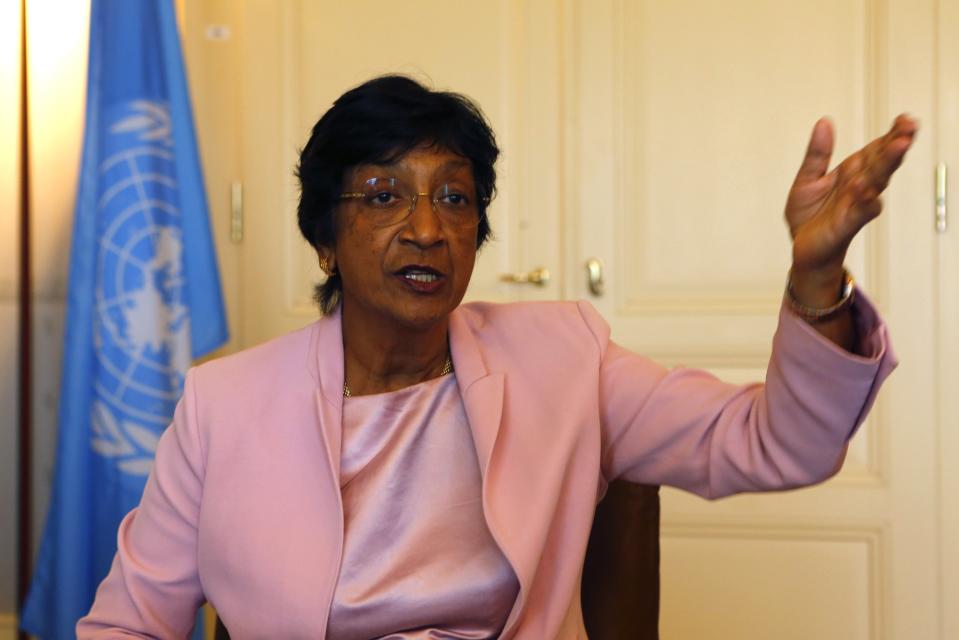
[661,519,887,640]
[0,613,18,640]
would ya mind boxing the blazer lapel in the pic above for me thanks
[306,308,349,631]
[449,306,505,483]
[449,307,528,637]
[312,306,346,479]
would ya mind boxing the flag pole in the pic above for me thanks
[17,0,33,635]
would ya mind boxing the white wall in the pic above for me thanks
[0,0,89,624]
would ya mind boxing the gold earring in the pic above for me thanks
[320,257,331,276]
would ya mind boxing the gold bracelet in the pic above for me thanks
[785,268,856,323]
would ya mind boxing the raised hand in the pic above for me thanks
[786,115,917,309]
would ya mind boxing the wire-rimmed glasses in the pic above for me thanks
[338,177,486,228]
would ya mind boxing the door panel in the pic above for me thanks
[661,525,879,639]
[565,0,939,637]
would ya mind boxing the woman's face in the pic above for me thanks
[324,146,481,332]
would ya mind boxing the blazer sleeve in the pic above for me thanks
[76,369,206,638]
[582,290,897,499]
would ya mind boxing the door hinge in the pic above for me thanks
[230,180,244,242]
[936,163,947,234]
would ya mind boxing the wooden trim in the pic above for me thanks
[17,0,32,637]
[0,614,20,640]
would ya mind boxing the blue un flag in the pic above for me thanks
[21,1,228,636]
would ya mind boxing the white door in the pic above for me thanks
[565,1,942,638]
[182,0,949,637]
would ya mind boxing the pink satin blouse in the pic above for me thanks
[327,373,519,639]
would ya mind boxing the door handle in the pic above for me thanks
[585,258,604,296]
[937,162,948,233]
[500,267,550,286]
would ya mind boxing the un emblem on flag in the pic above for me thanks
[89,100,193,479]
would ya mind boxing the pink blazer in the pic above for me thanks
[79,296,895,639]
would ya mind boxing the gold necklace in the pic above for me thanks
[342,356,453,398]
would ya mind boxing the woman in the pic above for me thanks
[79,76,916,638]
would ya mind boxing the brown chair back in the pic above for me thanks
[581,480,661,639]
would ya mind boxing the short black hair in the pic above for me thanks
[296,75,499,314]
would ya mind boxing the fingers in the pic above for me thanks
[795,117,835,180]
[860,196,883,222]
[861,114,918,193]
[836,142,893,232]
[891,113,919,138]
[828,114,917,213]
[843,193,884,236]
[789,116,915,269]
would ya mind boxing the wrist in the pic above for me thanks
[785,267,855,323]
[788,264,846,308]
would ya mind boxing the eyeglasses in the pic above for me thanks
[338,177,488,228]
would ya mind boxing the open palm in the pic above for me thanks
[786,115,917,275]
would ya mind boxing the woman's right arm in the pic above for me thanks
[584,295,894,500]
[77,369,207,638]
